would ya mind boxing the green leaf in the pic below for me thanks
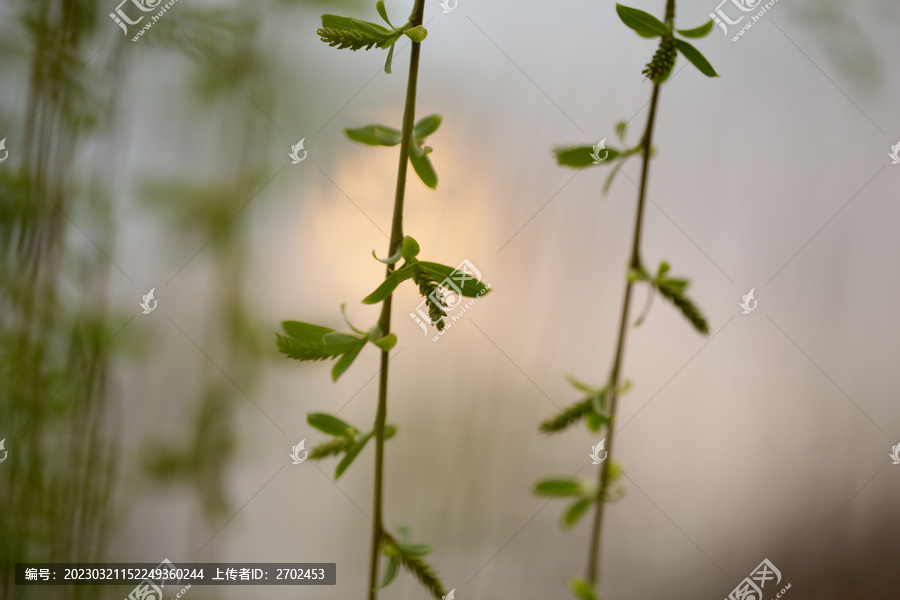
[384,42,395,74]
[554,145,622,168]
[633,281,656,327]
[396,542,433,557]
[323,331,366,355]
[277,321,336,361]
[615,4,671,37]
[373,247,402,264]
[335,430,374,478]
[409,148,438,189]
[677,19,714,38]
[321,14,393,38]
[571,578,600,600]
[384,424,398,439]
[362,264,416,304]
[565,374,604,395]
[413,114,442,140]
[404,25,428,42]
[318,15,398,51]
[375,1,392,27]
[308,413,357,438]
[615,120,627,142]
[401,236,421,260]
[674,39,718,77]
[339,303,368,335]
[371,333,397,351]
[533,477,583,498]
[539,398,592,433]
[416,262,490,297]
[602,161,622,195]
[563,497,593,528]
[345,124,403,146]
[380,556,398,588]
[331,340,365,381]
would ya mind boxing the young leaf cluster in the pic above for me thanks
[306,412,398,478]
[346,114,443,189]
[363,236,490,331]
[540,375,631,434]
[276,305,397,381]
[628,261,709,334]
[533,465,625,528]
[317,1,428,73]
[554,120,644,195]
[615,3,718,84]
[380,527,447,598]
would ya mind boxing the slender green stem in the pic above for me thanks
[368,2,426,599]
[585,0,675,588]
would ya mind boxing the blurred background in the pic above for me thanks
[1,0,899,598]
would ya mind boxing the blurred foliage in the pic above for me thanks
[0,1,118,598]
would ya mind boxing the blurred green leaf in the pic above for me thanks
[384,42,395,73]
[413,114,442,139]
[402,235,421,260]
[404,25,428,42]
[335,430,375,478]
[563,497,593,528]
[373,247,402,264]
[376,1,392,27]
[362,264,416,304]
[677,20,714,38]
[323,331,366,354]
[533,477,583,498]
[616,4,671,37]
[277,321,336,361]
[345,124,403,146]
[308,413,357,438]
[372,333,397,351]
[396,542,434,557]
[554,145,622,168]
[674,39,718,77]
[331,340,365,381]
[409,148,438,189]
[416,262,490,297]
[380,555,398,588]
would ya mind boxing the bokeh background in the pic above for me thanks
[2,0,899,598]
